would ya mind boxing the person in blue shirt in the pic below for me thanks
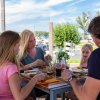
[18,29,51,70]
[18,29,51,100]
[62,16,100,100]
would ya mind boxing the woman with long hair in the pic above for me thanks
[80,44,93,68]
[18,29,50,100]
[0,31,45,100]
[18,29,51,71]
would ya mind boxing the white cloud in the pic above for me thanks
[6,0,84,24]
[43,0,72,8]
[6,0,72,14]
[65,0,86,8]
[94,8,100,12]
[55,16,76,24]
[92,2,100,13]
[50,6,78,24]
[49,10,63,17]
[93,2,100,7]
[66,7,77,13]
[92,1,100,12]
[6,0,71,24]
[3,0,88,31]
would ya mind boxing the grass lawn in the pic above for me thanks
[78,41,86,46]
[68,58,80,63]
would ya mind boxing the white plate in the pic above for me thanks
[69,67,88,73]
[26,72,37,76]
[24,68,39,73]
[48,82,67,88]
[69,68,83,73]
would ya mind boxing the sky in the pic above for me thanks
[0,0,100,32]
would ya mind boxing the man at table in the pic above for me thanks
[62,16,100,100]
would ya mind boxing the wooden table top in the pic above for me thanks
[20,72,68,90]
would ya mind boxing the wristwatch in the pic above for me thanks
[67,74,77,82]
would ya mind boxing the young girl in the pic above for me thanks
[80,44,93,68]
[0,31,45,100]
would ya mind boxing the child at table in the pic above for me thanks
[0,31,45,100]
[80,44,93,68]
[65,44,93,100]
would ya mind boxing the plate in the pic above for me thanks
[38,78,60,85]
[48,82,67,88]
[26,72,37,77]
[24,68,39,73]
[69,67,88,73]
[69,67,83,73]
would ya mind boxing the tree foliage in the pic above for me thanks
[53,23,80,48]
[76,11,100,39]
[96,11,100,16]
[35,31,49,38]
[76,12,90,39]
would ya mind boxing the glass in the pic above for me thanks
[46,61,55,76]
[55,57,69,77]
[56,68,62,77]
[55,63,62,77]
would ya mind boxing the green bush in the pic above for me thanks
[53,23,81,48]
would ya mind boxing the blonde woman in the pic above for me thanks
[18,30,50,99]
[80,44,93,68]
[18,29,50,71]
[0,31,45,100]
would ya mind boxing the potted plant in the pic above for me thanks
[57,50,69,63]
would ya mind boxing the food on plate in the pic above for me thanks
[38,78,60,85]
[76,66,82,69]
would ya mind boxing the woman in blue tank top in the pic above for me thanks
[18,29,50,100]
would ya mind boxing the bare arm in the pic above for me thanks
[70,76,100,100]
[9,73,45,100]
[62,70,100,100]
[19,59,45,71]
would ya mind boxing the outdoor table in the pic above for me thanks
[20,66,86,100]
[20,73,72,100]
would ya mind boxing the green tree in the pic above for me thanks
[35,31,49,39]
[76,11,100,39]
[76,12,90,39]
[53,23,80,48]
[96,11,100,16]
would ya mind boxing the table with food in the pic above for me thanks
[20,65,87,100]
